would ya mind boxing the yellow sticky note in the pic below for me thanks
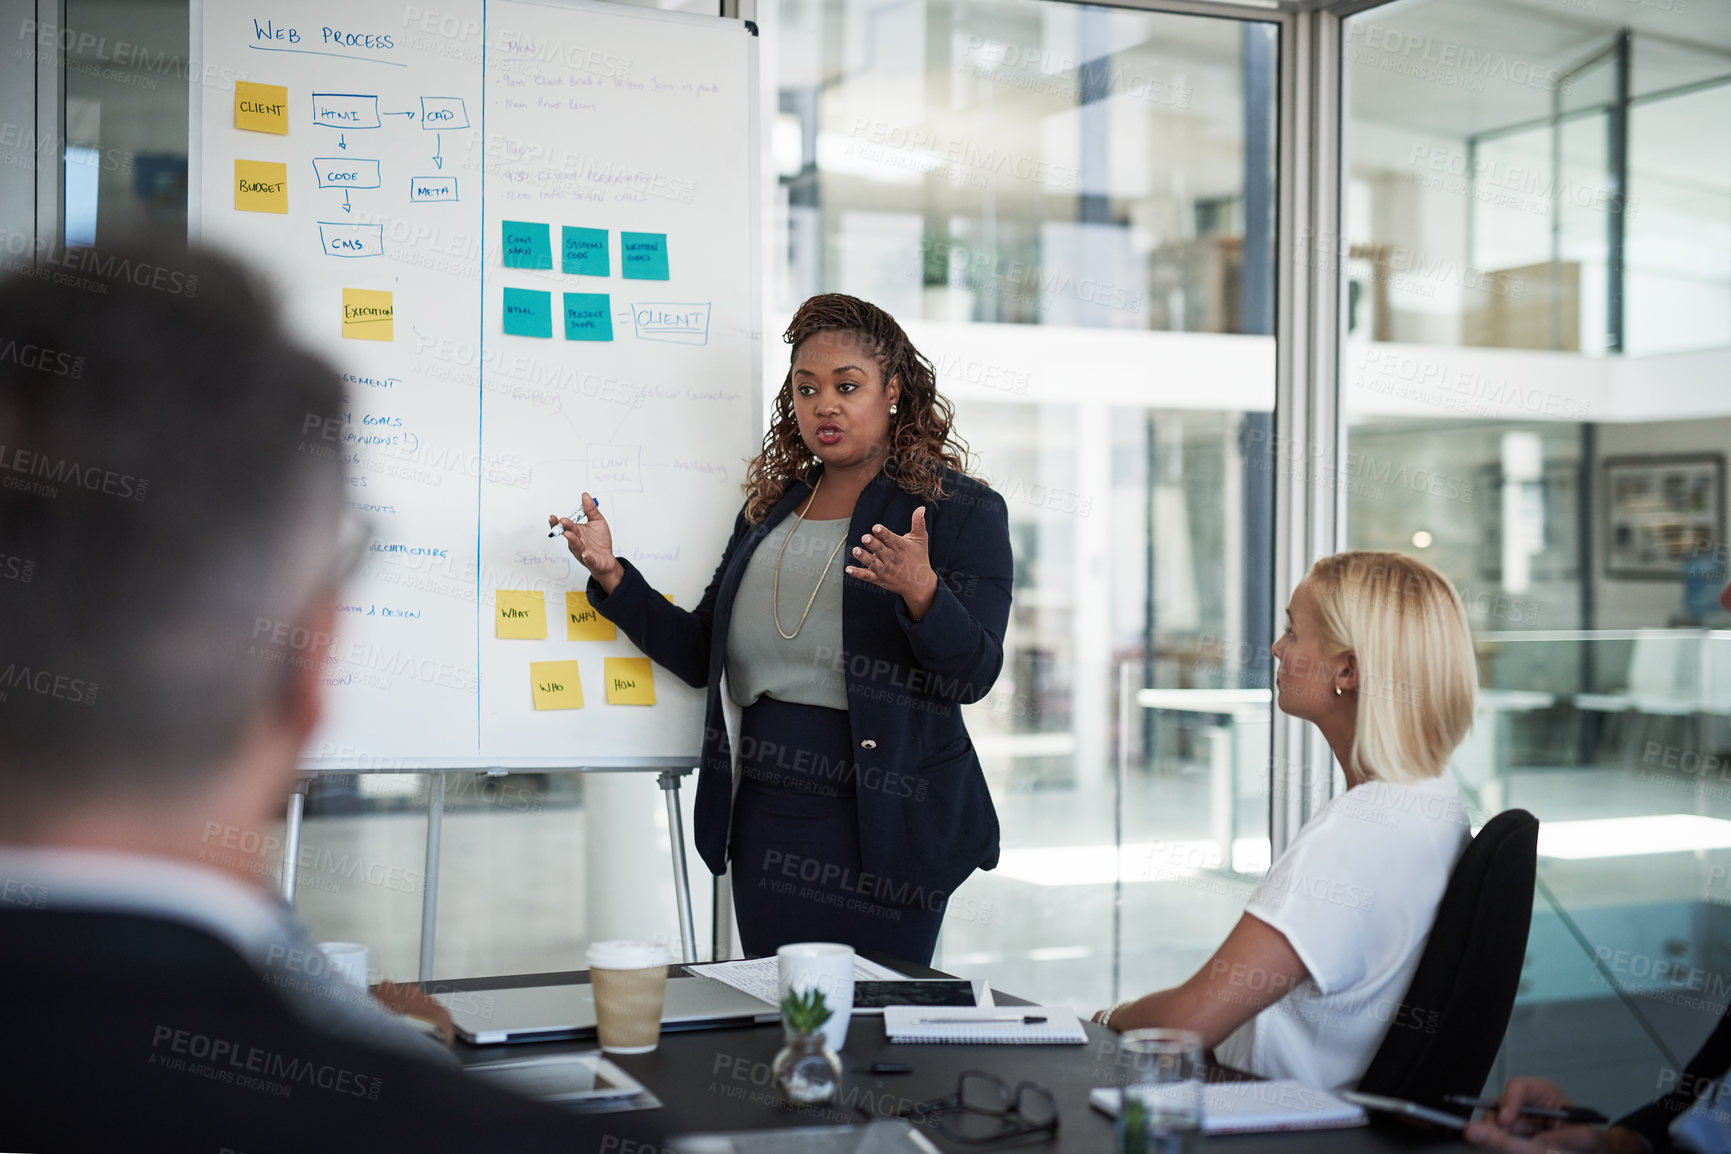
[495,590,547,639]
[342,289,394,342]
[605,657,655,705]
[235,82,289,134]
[234,159,288,213]
[531,661,584,710]
[565,591,617,641]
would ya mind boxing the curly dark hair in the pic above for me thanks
[742,294,973,523]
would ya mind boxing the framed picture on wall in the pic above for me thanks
[1603,454,1726,580]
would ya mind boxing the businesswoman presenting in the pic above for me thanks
[550,294,1012,964]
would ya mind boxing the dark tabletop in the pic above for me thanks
[420,961,1473,1153]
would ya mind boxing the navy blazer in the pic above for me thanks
[588,463,1012,900]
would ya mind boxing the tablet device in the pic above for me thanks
[1342,1092,1469,1130]
[853,980,977,1009]
[467,1052,646,1103]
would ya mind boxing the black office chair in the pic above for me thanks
[1356,807,1540,1113]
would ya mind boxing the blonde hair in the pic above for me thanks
[1305,551,1477,785]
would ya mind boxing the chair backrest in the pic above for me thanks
[1355,808,1539,1110]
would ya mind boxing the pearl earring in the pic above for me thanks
[1335,686,1343,696]
[889,404,898,415]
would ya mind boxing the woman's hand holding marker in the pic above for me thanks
[847,505,940,621]
[550,492,624,594]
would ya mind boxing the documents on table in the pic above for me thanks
[685,955,906,1005]
[1089,1080,1368,1135]
[883,1004,1085,1045]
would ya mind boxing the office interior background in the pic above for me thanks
[6,0,1729,1114]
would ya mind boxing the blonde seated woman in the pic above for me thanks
[1096,551,1478,1095]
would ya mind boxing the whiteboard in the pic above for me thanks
[192,0,760,769]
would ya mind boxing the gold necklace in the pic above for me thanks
[772,473,849,640]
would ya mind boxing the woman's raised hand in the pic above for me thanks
[550,492,624,594]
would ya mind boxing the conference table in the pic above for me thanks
[423,961,1474,1152]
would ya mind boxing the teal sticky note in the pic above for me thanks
[502,221,552,270]
[503,288,553,338]
[562,226,610,276]
[620,232,669,281]
[563,293,613,341]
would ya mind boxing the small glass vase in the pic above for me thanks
[772,1029,843,1105]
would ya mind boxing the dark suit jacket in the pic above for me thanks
[1620,1005,1731,1150]
[588,463,1012,902]
[1,909,665,1153]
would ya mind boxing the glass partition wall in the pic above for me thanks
[766,0,1280,1009]
[1344,0,1731,1113]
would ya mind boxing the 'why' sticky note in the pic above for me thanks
[502,220,552,269]
[605,657,655,705]
[496,590,548,639]
[620,232,669,280]
[565,591,617,641]
[503,288,553,338]
[563,293,613,341]
[235,82,290,134]
[562,226,609,276]
[235,159,288,213]
[531,661,584,710]
[341,289,394,341]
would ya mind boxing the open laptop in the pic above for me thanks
[435,975,780,1045]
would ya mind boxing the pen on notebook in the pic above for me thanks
[912,1014,1047,1025]
[855,1063,913,1074]
[1444,1096,1608,1125]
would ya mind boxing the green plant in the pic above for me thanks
[779,987,834,1035]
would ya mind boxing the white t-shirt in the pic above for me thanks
[1213,772,1470,1094]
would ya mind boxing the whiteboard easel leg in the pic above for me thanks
[419,774,445,981]
[712,868,733,962]
[659,770,698,964]
[281,781,307,904]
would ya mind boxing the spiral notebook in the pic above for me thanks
[882,1005,1086,1045]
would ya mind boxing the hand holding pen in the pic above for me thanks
[548,492,623,593]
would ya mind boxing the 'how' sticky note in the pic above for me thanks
[605,657,655,705]
[531,661,584,710]
[235,82,290,134]
[495,590,548,639]
[235,159,288,213]
[341,289,394,341]
[502,220,552,270]
[503,288,553,338]
[565,591,617,641]
[562,226,609,276]
[620,232,669,280]
[563,293,613,341]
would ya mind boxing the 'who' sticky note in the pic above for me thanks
[495,590,548,639]
[605,657,655,705]
[531,661,584,710]
[565,591,617,641]
[341,289,394,341]
[619,232,669,280]
[563,293,613,341]
[235,159,288,213]
[501,221,552,269]
[235,82,290,134]
[562,227,609,276]
[503,288,553,338]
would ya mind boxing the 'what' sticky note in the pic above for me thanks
[503,288,553,338]
[620,232,669,280]
[605,657,655,705]
[562,226,609,276]
[341,289,394,341]
[566,591,617,641]
[563,293,613,341]
[502,221,552,269]
[496,590,548,639]
[531,661,584,710]
[235,159,288,213]
[235,82,290,134]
